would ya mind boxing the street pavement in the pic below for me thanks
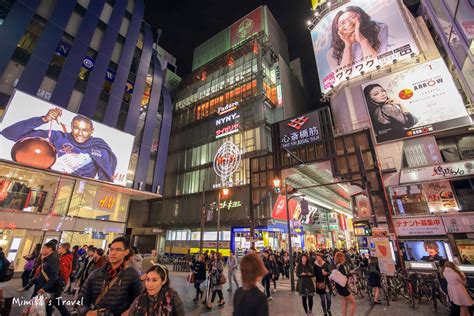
[1,266,450,315]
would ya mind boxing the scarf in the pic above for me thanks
[132,288,175,316]
[106,262,125,282]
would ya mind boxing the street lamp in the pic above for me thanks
[217,187,230,253]
[273,177,299,291]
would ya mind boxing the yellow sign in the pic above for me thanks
[311,0,326,11]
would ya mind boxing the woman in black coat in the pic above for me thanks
[296,254,315,315]
[314,253,332,316]
[191,254,206,302]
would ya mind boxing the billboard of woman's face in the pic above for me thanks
[310,0,419,94]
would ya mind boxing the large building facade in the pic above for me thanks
[308,0,473,264]
[0,0,176,270]
[127,6,309,255]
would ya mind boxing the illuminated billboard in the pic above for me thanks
[279,111,321,149]
[215,102,241,139]
[0,90,134,186]
[361,58,470,143]
[310,0,419,94]
[230,7,262,47]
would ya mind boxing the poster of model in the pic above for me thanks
[310,0,419,93]
[361,58,471,143]
[0,90,134,186]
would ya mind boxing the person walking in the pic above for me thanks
[227,252,239,291]
[283,251,290,279]
[314,253,332,316]
[20,243,41,289]
[297,254,316,316]
[368,257,382,304]
[207,252,225,309]
[261,250,273,300]
[269,254,279,293]
[233,253,269,316]
[32,241,69,316]
[78,246,96,290]
[444,261,473,316]
[129,264,185,316]
[334,252,356,316]
[76,236,143,315]
[191,254,206,302]
[65,245,79,294]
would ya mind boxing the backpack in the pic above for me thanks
[0,257,13,282]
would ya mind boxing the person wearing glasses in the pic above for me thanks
[76,237,143,316]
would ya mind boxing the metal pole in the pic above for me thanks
[217,191,221,253]
[285,179,296,291]
[199,204,205,253]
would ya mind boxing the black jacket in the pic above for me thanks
[33,252,62,294]
[192,261,206,282]
[77,263,144,316]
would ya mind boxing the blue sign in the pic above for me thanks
[83,56,95,70]
[55,41,70,57]
[105,69,116,82]
[125,81,134,93]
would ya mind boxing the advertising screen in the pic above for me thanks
[0,90,134,186]
[230,7,262,47]
[401,240,447,262]
[361,58,471,143]
[310,0,419,94]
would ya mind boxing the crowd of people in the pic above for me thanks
[5,241,474,316]
[15,237,185,316]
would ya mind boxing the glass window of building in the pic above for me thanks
[64,12,83,37]
[36,0,58,20]
[0,61,25,98]
[389,185,430,216]
[0,163,73,215]
[119,17,130,37]
[17,18,46,55]
[126,0,135,15]
[67,182,129,222]
[99,3,113,24]
[77,0,90,9]
[67,89,84,112]
[90,28,104,51]
[111,41,123,64]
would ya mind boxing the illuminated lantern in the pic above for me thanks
[200,70,207,81]
[227,56,235,66]
[11,137,56,169]
[252,40,259,54]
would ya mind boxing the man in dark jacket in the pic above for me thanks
[261,250,273,300]
[77,237,143,315]
[33,241,69,316]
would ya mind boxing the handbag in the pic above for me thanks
[316,281,326,290]
[187,272,195,283]
[218,273,226,285]
[329,267,347,287]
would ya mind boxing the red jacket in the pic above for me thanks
[60,252,73,281]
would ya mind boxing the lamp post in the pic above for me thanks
[273,178,301,291]
[217,187,229,253]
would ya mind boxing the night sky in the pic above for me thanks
[143,0,421,108]
[143,0,322,107]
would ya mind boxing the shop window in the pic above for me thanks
[389,185,430,216]
[67,182,129,222]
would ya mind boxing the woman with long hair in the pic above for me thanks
[314,253,332,316]
[129,264,185,316]
[233,253,269,316]
[443,261,473,316]
[207,252,225,309]
[363,83,417,139]
[334,252,356,316]
[297,254,316,316]
[191,254,206,302]
[327,6,388,70]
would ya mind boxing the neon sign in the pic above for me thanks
[217,101,239,115]
[213,141,242,183]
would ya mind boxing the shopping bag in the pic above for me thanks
[329,269,347,287]
[21,294,50,316]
